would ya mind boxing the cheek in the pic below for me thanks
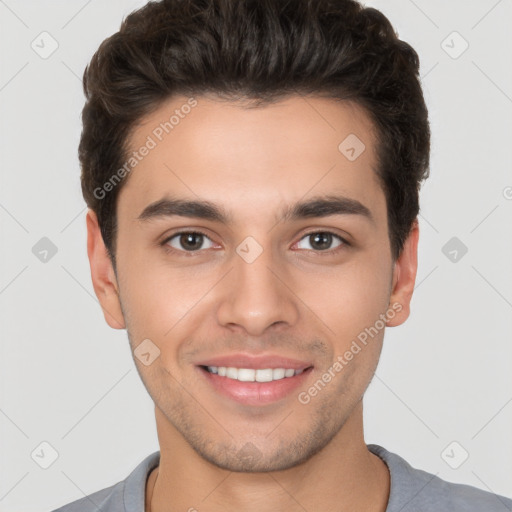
[117,226,392,355]
[296,254,392,344]
[117,256,219,349]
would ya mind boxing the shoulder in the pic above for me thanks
[367,444,512,512]
[49,451,160,512]
[50,481,123,512]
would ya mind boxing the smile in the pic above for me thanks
[204,366,306,382]
[198,365,314,405]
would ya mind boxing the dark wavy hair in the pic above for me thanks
[79,0,430,268]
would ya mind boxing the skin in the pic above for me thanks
[87,94,419,512]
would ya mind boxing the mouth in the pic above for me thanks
[200,365,310,382]
[197,364,314,406]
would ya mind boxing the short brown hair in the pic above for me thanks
[79,0,430,268]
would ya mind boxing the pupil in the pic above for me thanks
[311,232,331,250]
[181,233,203,251]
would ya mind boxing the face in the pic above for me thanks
[87,94,418,472]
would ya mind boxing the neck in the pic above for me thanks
[146,402,390,512]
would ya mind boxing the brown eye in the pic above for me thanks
[165,231,215,252]
[295,232,347,252]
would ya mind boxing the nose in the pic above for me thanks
[216,242,300,336]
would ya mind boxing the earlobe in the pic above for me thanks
[86,209,126,330]
[386,219,419,327]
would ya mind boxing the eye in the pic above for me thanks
[294,231,348,252]
[163,231,216,252]
[160,230,350,255]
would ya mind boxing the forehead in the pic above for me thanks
[118,94,385,225]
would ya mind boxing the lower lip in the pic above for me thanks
[198,366,313,406]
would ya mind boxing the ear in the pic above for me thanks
[386,218,419,327]
[86,209,125,329]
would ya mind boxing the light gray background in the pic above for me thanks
[1,0,511,510]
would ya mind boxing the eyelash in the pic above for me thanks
[160,229,351,256]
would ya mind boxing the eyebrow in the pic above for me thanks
[137,195,374,225]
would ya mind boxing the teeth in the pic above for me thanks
[206,366,306,382]
[238,368,257,381]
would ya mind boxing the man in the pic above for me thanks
[53,0,512,510]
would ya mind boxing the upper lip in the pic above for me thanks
[196,353,313,370]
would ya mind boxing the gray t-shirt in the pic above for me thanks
[51,444,512,511]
